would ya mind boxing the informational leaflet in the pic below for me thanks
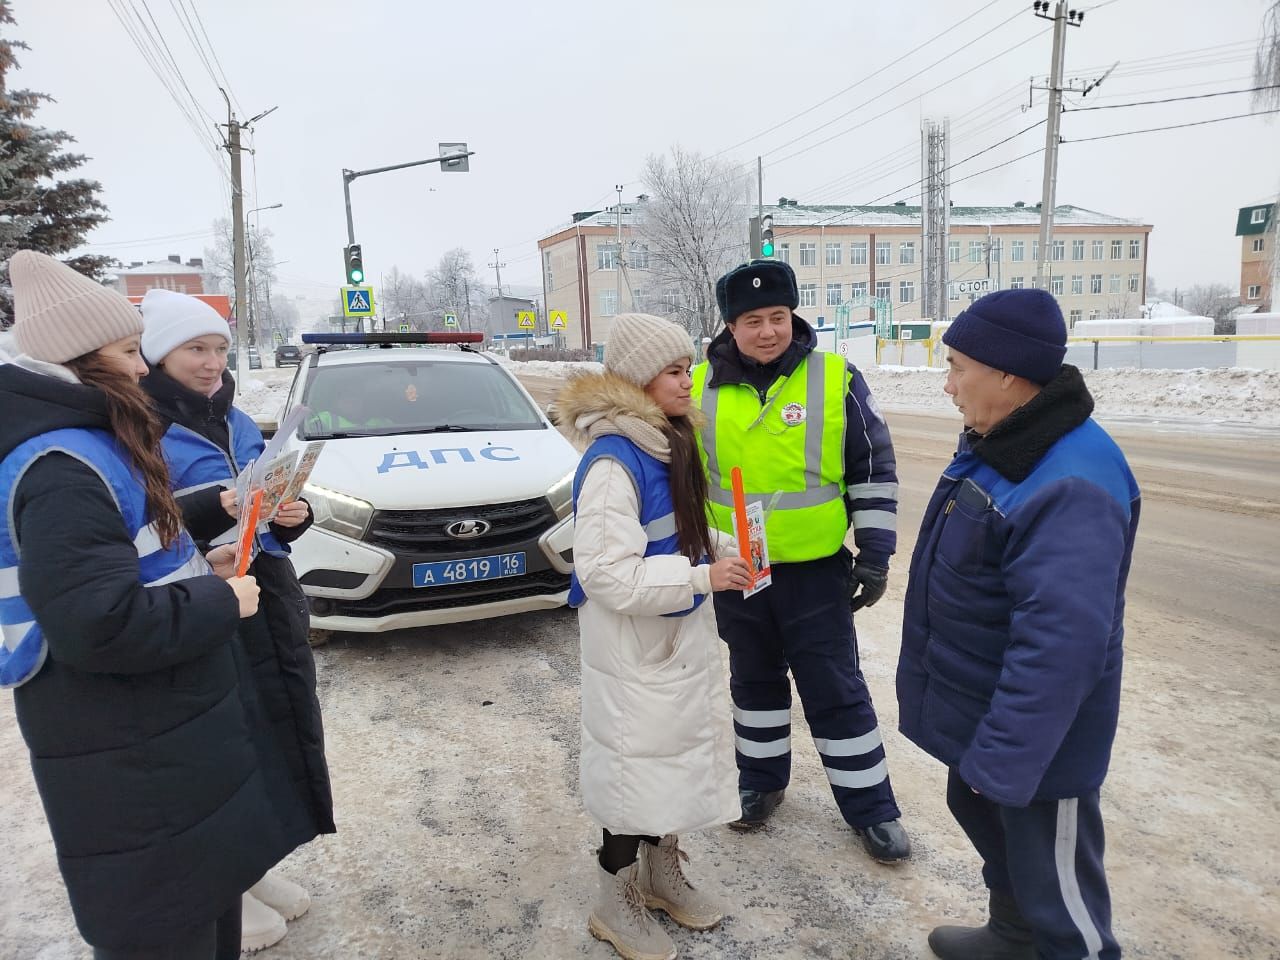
[257,451,299,524]
[277,441,325,510]
[730,466,772,598]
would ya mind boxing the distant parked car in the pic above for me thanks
[247,345,262,370]
[275,343,302,367]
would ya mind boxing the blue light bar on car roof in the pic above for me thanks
[301,332,484,345]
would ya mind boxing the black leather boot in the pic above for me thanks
[728,789,784,831]
[927,889,1035,960]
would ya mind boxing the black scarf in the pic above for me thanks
[141,366,237,454]
[965,365,1095,482]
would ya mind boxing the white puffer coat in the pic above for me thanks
[558,374,740,837]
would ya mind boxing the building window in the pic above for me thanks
[900,241,916,265]
[543,251,553,291]
[1109,274,1121,293]
[1253,237,1265,253]
[628,244,650,270]
[949,286,960,301]
[1011,240,1025,262]
[1111,239,1123,260]
[1050,276,1064,296]
[1248,284,1262,299]
[852,281,868,299]
[899,281,915,304]
[1069,309,1082,326]
[1129,239,1141,260]
[1090,274,1103,294]
[661,291,680,311]
[1032,240,1040,262]
[969,241,984,263]
[948,240,960,263]
[799,283,817,307]
[851,242,868,265]
[799,243,817,267]
[825,243,843,266]
[875,241,891,265]
[1009,276,1024,290]
[779,243,791,263]
[596,243,618,270]
[1071,275,1083,295]
[826,282,843,306]
[990,238,1003,261]
[631,286,644,308]
[1089,309,1101,321]
[1128,274,1140,294]
[600,290,617,315]
[1051,240,1065,261]
[875,280,891,300]
[1092,239,1104,260]
[1251,208,1267,224]
[1072,239,1085,260]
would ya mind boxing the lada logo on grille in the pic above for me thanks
[445,519,491,539]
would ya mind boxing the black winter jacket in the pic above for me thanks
[142,366,335,841]
[0,362,301,950]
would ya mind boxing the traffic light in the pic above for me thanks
[345,244,365,285]
[760,215,775,258]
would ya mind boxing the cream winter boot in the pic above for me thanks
[240,892,287,954]
[636,835,725,931]
[249,870,311,921]
[588,860,677,960]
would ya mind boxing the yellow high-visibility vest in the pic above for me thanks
[691,351,850,562]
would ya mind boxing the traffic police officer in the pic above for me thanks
[691,259,910,863]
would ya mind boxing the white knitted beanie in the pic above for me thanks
[10,250,145,363]
[140,288,232,364]
[604,313,695,387]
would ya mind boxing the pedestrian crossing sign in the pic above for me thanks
[549,310,567,330]
[517,311,536,329]
[342,285,375,319]
[399,323,410,333]
[443,313,459,328]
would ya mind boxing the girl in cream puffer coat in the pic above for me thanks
[555,313,749,960]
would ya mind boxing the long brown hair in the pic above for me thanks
[64,351,184,550]
[664,415,715,564]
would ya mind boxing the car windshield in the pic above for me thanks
[299,358,546,439]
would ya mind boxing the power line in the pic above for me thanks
[1061,109,1280,142]
[168,0,223,91]
[184,0,243,116]
[710,0,1010,159]
[1063,84,1280,111]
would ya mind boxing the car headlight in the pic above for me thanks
[546,470,575,520]
[302,482,374,540]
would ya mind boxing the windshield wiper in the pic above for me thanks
[419,424,473,433]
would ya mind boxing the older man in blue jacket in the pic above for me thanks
[898,289,1138,960]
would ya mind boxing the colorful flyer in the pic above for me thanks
[276,441,325,511]
[257,451,299,525]
[730,466,772,598]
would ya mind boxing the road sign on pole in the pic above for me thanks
[549,310,567,330]
[341,285,376,319]
[443,312,459,328]
[398,323,410,333]
[516,310,536,330]
[949,277,995,297]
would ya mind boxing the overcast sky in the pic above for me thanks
[13,0,1279,309]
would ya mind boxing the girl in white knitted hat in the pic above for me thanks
[555,313,750,960]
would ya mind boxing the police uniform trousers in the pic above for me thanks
[713,550,900,828]
[946,769,1121,960]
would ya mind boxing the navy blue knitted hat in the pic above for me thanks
[716,259,799,323]
[942,288,1067,385]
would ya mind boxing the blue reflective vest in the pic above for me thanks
[161,406,287,557]
[567,435,706,618]
[0,428,209,688]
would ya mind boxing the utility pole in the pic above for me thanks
[489,249,505,302]
[615,184,624,315]
[220,92,276,389]
[1031,0,1085,291]
[920,118,951,323]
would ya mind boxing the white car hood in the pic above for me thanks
[298,427,580,510]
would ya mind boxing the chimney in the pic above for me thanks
[130,261,143,268]
[168,254,181,264]
[187,257,204,268]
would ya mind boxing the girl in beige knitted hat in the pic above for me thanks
[555,313,750,960]
[0,251,304,960]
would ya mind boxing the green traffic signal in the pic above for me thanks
[345,243,365,285]
[350,267,364,283]
[761,238,775,257]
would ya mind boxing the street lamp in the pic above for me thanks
[248,202,283,217]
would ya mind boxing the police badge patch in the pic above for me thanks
[864,392,884,422]
[781,402,807,426]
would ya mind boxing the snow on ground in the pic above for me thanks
[236,355,1280,430]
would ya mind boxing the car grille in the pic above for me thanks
[364,498,558,553]
[329,570,571,618]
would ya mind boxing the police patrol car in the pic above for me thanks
[281,332,578,632]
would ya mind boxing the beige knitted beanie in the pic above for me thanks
[9,250,145,363]
[603,312,695,387]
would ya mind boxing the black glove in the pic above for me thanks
[850,560,888,612]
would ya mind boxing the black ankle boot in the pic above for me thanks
[927,890,1035,960]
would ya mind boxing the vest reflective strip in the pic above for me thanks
[144,552,210,587]
[0,565,17,596]
[800,354,826,489]
[736,735,791,758]
[174,479,225,498]
[733,705,791,728]
[708,483,842,511]
[133,522,163,557]
[825,759,889,789]
[2,620,34,653]
[814,729,883,757]
[847,481,898,500]
[644,512,677,541]
[852,509,897,532]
